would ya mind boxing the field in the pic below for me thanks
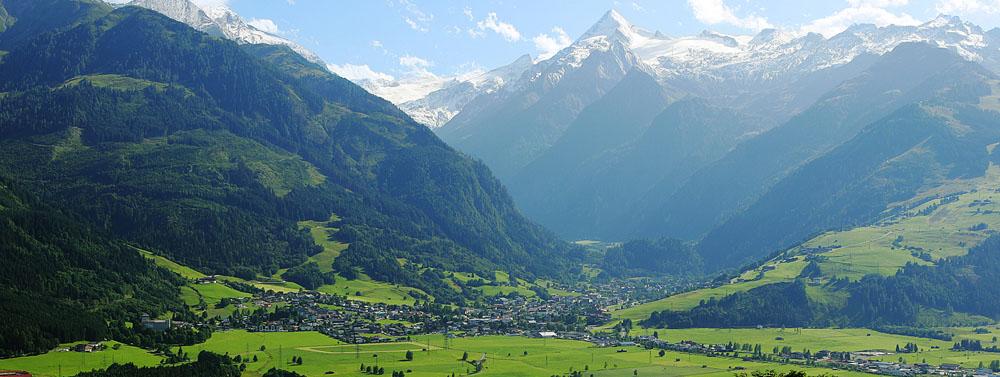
[7,327,1000,376]
[173,330,874,377]
[633,328,954,353]
[298,215,429,305]
[0,341,163,377]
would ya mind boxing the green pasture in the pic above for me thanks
[0,341,162,377]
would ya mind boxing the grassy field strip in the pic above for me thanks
[634,328,953,352]
[298,215,431,305]
[297,342,440,354]
[161,330,880,377]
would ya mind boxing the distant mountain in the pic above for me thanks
[399,54,533,128]
[696,44,999,268]
[0,0,578,353]
[439,10,642,178]
[433,10,1000,250]
[635,43,985,242]
[125,0,324,64]
[508,69,674,238]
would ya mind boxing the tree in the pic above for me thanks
[461,351,468,361]
[406,350,414,361]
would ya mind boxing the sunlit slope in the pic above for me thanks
[615,164,1000,324]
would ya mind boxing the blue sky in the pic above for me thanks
[197,0,1000,82]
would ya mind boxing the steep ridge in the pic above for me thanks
[125,0,323,63]
[638,93,1000,327]
[507,69,670,238]
[0,0,577,310]
[699,62,998,267]
[438,10,642,178]
[633,43,982,245]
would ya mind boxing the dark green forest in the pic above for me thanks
[74,351,241,377]
[0,180,189,357]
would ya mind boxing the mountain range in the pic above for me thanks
[423,10,1000,271]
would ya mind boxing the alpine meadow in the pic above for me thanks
[3,1,1000,377]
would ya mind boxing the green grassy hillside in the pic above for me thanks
[619,163,1000,327]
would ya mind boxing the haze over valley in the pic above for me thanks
[3,1,1000,377]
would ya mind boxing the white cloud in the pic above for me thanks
[405,17,428,32]
[474,12,521,42]
[935,0,1000,15]
[687,0,773,31]
[631,1,646,12]
[463,6,474,21]
[801,1,920,37]
[247,18,279,34]
[533,27,572,60]
[390,0,433,32]
[399,54,433,70]
[327,63,395,82]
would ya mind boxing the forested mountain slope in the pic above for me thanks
[0,0,578,354]
[0,180,188,357]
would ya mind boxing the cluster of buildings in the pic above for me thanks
[214,291,434,343]
[632,337,1000,377]
[826,358,1000,377]
[210,285,614,344]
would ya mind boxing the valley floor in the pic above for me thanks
[8,327,1000,377]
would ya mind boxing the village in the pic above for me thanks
[120,279,1000,377]
[197,288,613,345]
[633,337,1000,377]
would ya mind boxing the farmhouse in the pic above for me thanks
[72,343,104,353]
[532,331,557,338]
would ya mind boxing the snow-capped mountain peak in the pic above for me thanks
[126,0,221,35]
[397,54,535,128]
[122,0,323,64]
[579,9,637,42]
